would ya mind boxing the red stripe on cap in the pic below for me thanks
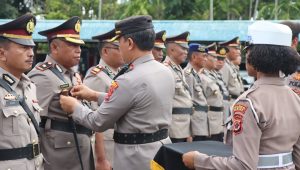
[0,29,29,36]
[46,29,78,39]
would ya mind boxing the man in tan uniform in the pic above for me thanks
[85,29,124,169]
[199,43,224,142]
[28,17,94,170]
[164,31,193,143]
[219,37,244,100]
[152,30,166,62]
[0,13,44,170]
[183,21,300,170]
[59,15,174,170]
[281,21,300,96]
[184,43,209,141]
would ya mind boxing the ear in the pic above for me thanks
[0,47,7,62]
[127,38,134,51]
[102,47,109,57]
[50,40,59,54]
[293,37,298,46]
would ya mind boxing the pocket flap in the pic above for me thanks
[2,105,26,117]
[54,134,83,149]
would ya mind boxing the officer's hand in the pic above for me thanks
[182,151,198,169]
[96,159,112,170]
[60,95,79,114]
[70,85,100,101]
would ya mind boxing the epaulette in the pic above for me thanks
[184,67,192,75]
[163,61,171,66]
[91,65,103,75]
[199,68,204,74]
[36,62,53,71]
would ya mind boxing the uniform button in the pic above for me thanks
[7,168,11,170]
[32,139,36,143]
[67,141,71,145]
[36,162,40,166]
[13,110,18,114]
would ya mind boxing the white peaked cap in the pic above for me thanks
[247,21,292,47]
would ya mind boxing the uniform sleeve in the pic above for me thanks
[184,73,195,98]
[72,77,135,132]
[84,72,108,110]
[28,71,54,116]
[220,65,230,86]
[194,100,262,170]
[293,136,300,169]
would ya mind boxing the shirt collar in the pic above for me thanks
[0,67,31,90]
[99,59,118,75]
[45,55,75,74]
[254,77,285,86]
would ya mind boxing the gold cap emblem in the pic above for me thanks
[26,19,35,34]
[237,38,240,44]
[219,48,226,55]
[186,33,190,42]
[75,20,81,33]
[162,32,166,42]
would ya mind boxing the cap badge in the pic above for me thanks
[26,19,35,34]
[75,20,81,33]
[220,48,226,55]
[162,32,166,42]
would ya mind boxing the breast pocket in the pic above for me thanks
[2,105,27,136]
[175,79,183,95]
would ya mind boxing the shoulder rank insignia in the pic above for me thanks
[91,65,103,75]
[105,80,119,102]
[163,61,171,66]
[3,74,15,86]
[55,64,63,73]
[36,62,53,71]
[232,103,248,135]
[4,93,17,100]
[74,72,82,85]
[126,64,134,73]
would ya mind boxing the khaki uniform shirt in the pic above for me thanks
[0,67,44,170]
[164,56,193,139]
[200,69,224,135]
[83,59,117,166]
[28,55,93,170]
[184,64,208,136]
[72,54,174,170]
[220,59,244,97]
[195,77,300,170]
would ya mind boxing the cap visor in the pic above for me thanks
[178,43,189,49]
[154,43,165,49]
[64,37,85,45]
[8,38,35,46]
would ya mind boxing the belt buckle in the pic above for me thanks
[207,105,211,111]
[32,142,40,158]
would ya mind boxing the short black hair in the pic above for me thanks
[123,28,155,51]
[0,37,11,48]
[247,44,300,75]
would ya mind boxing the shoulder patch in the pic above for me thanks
[104,80,119,102]
[232,103,248,135]
[36,62,53,71]
[91,65,103,75]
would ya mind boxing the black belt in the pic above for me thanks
[230,94,239,99]
[172,107,193,114]
[113,129,168,144]
[40,117,93,136]
[209,106,224,112]
[223,95,230,100]
[0,143,40,161]
[193,105,208,112]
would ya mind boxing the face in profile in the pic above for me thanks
[169,43,188,64]
[227,47,241,61]
[152,47,164,62]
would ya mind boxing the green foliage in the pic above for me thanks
[2,0,300,20]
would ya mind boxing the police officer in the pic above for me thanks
[281,21,300,96]
[164,31,193,143]
[28,17,94,170]
[183,21,300,170]
[183,43,209,141]
[152,30,166,62]
[0,14,44,170]
[213,46,231,123]
[199,43,224,142]
[85,29,124,170]
[219,37,244,100]
[59,15,174,170]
